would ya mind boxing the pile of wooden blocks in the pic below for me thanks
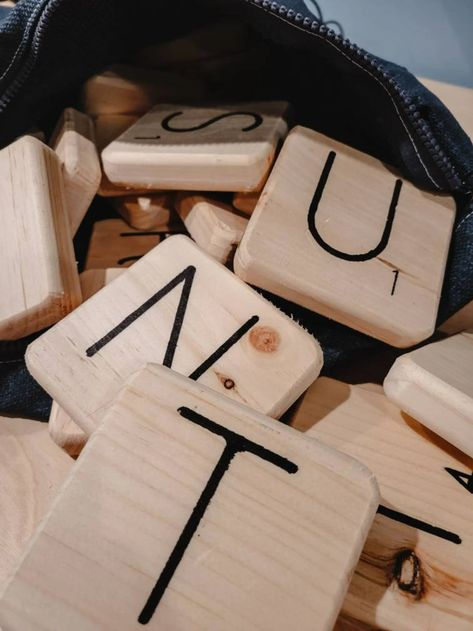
[0,20,472,631]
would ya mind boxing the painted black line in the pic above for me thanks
[86,266,196,358]
[161,110,263,133]
[377,505,461,544]
[307,151,403,262]
[188,316,259,381]
[445,467,473,494]
[391,269,400,295]
[134,135,161,140]
[138,407,297,624]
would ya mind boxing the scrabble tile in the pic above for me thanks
[384,331,473,457]
[113,193,174,230]
[49,268,124,457]
[50,108,101,234]
[26,235,322,435]
[233,191,259,215]
[235,126,456,348]
[134,20,250,68]
[0,416,72,588]
[176,194,248,264]
[82,64,205,116]
[84,218,182,269]
[94,114,153,197]
[0,136,81,339]
[0,364,378,631]
[102,102,289,192]
[291,378,473,630]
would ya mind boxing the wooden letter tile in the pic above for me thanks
[82,64,205,116]
[176,194,248,264]
[50,108,101,234]
[0,365,378,630]
[27,235,322,435]
[291,378,473,630]
[0,136,81,339]
[235,126,456,347]
[113,193,174,230]
[49,268,124,457]
[233,191,260,215]
[102,102,289,192]
[0,416,71,588]
[84,218,182,269]
[384,331,473,457]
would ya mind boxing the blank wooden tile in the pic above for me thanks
[0,364,378,631]
[84,218,183,269]
[176,194,248,264]
[384,331,473,457]
[235,126,456,347]
[102,101,289,192]
[440,301,473,335]
[0,136,82,339]
[50,108,101,235]
[0,416,71,588]
[94,114,154,197]
[233,191,259,215]
[49,268,124,457]
[26,235,322,435]
[291,378,473,631]
[82,64,205,116]
[113,193,174,230]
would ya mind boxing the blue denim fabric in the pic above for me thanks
[0,0,472,420]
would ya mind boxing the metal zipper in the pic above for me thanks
[247,0,471,195]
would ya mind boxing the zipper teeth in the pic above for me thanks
[250,0,467,192]
[0,0,56,113]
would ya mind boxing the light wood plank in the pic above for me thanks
[384,331,473,457]
[0,136,82,339]
[0,416,72,589]
[291,378,473,630]
[102,102,289,192]
[84,218,182,269]
[233,191,259,215]
[0,365,378,631]
[82,64,205,116]
[50,108,101,235]
[176,193,248,264]
[49,268,124,457]
[26,235,322,435]
[113,193,174,230]
[94,114,154,197]
[235,126,455,347]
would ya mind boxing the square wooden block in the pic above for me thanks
[84,218,183,270]
[0,416,71,588]
[27,235,322,435]
[0,136,81,339]
[112,193,174,230]
[50,108,101,234]
[49,268,124,457]
[0,365,378,630]
[291,378,473,630]
[82,65,205,116]
[384,330,473,457]
[176,193,248,264]
[235,127,455,347]
[102,102,289,192]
